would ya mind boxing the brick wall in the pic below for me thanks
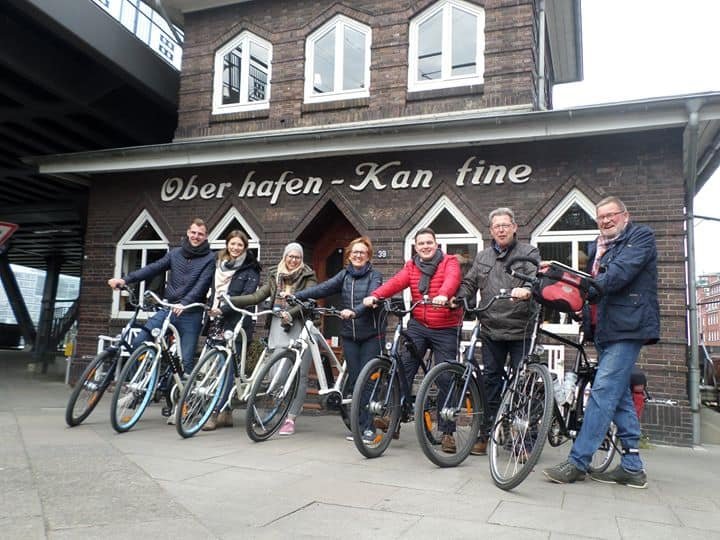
[175,0,540,139]
[77,127,692,443]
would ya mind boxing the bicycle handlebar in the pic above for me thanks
[285,295,344,318]
[143,290,209,312]
[219,293,278,319]
[459,291,513,314]
[503,256,603,297]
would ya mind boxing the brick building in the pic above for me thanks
[33,0,720,445]
[697,274,720,347]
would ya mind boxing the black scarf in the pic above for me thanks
[346,262,372,278]
[413,250,443,295]
[181,236,210,258]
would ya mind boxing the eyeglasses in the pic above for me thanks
[286,255,302,260]
[491,223,513,231]
[596,210,625,222]
[350,250,369,256]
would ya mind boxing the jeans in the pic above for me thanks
[481,336,529,429]
[343,335,382,432]
[569,339,644,473]
[133,308,204,374]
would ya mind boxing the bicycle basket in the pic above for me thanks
[533,261,592,313]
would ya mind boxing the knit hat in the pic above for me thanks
[283,242,303,259]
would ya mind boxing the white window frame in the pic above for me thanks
[208,207,261,255]
[531,189,599,334]
[408,0,485,93]
[112,210,169,318]
[213,31,272,115]
[304,15,371,103]
[405,195,484,332]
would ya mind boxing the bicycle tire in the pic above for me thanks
[576,379,618,473]
[338,373,352,430]
[488,362,554,490]
[110,344,159,433]
[414,361,484,468]
[175,348,230,438]
[350,356,401,458]
[65,349,118,427]
[245,349,299,442]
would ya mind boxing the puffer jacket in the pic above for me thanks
[583,222,660,345]
[124,244,215,308]
[225,263,317,322]
[295,265,383,341]
[371,252,462,329]
[457,240,540,340]
[215,251,261,331]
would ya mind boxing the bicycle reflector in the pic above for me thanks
[223,330,234,341]
[151,328,162,338]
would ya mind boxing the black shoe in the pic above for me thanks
[543,460,586,484]
[590,465,647,489]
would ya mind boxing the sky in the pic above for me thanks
[551,0,720,275]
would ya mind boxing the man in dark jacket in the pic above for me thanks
[457,207,540,455]
[108,218,216,374]
[544,196,659,488]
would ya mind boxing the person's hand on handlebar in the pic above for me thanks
[363,295,378,308]
[510,287,532,301]
[108,277,126,290]
[431,295,449,306]
[340,309,355,320]
[172,304,186,317]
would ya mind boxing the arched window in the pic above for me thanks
[208,207,261,261]
[531,189,599,332]
[408,0,485,92]
[405,196,483,330]
[304,15,371,103]
[112,210,169,317]
[213,31,272,114]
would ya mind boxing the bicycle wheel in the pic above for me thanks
[110,344,159,433]
[175,348,230,438]
[350,357,401,459]
[414,362,484,468]
[245,349,299,442]
[65,349,118,427]
[576,379,618,473]
[488,362,553,490]
[338,373,352,430]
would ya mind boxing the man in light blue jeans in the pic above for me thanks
[543,196,659,489]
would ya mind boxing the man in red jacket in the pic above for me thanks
[363,228,462,445]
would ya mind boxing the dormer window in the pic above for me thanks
[408,0,485,92]
[213,31,271,114]
[304,15,371,103]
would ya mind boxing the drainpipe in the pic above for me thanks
[685,104,701,446]
[537,0,547,110]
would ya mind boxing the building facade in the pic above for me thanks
[33,0,720,445]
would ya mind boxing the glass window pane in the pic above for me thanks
[418,11,442,80]
[451,8,476,76]
[549,203,596,231]
[122,249,142,276]
[217,220,250,241]
[248,42,268,102]
[222,45,242,104]
[428,208,465,234]
[313,28,335,93]
[130,221,162,241]
[343,26,365,90]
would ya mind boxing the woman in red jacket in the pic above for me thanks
[363,228,462,443]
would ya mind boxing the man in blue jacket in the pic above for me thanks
[108,218,216,375]
[544,196,659,489]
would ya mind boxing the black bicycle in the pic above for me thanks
[349,298,430,458]
[488,257,610,490]
[413,294,508,467]
[65,287,145,427]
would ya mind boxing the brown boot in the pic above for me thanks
[202,412,218,431]
[441,434,456,454]
[216,409,234,428]
[471,438,487,456]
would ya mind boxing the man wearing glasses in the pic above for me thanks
[544,196,659,488]
[457,207,540,455]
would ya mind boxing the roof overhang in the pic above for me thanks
[26,93,720,193]
[545,0,583,84]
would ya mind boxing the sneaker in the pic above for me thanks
[278,418,295,436]
[441,434,456,454]
[166,407,176,425]
[202,412,218,431]
[216,410,234,428]
[471,438,487,456]
[543,460,586,484]
[345,433,354,441]
[590,465,648,489]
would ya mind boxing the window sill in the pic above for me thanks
[406,84,484,102]
[210,108,270,123]
[302,97,370,114]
